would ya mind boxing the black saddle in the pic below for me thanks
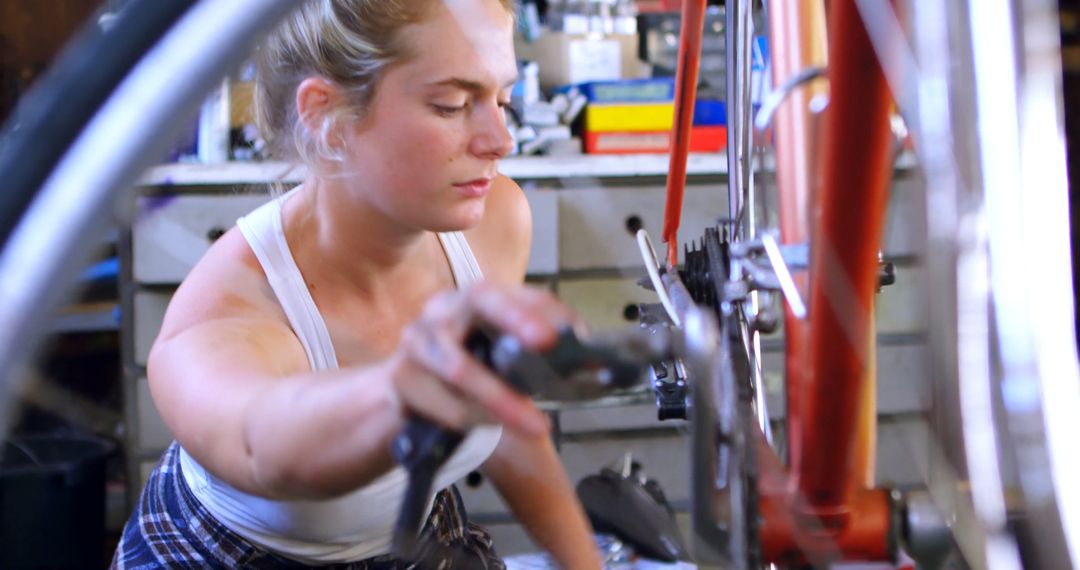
[576,457,689,562]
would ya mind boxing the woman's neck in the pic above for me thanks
[282,177,440,298]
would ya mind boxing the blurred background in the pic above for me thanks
[0,0,1077,568]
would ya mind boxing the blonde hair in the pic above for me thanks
[254,0,516,168]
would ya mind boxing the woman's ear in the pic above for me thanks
[295,77,340,136]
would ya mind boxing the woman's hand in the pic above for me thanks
[388,281,573,437]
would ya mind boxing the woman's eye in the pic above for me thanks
[433,104,466,116]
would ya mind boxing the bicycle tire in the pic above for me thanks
[0,0,299,437]
[0,0,198,246]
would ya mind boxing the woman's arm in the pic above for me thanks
[152,288,560,500]
[483,430,602,569]
[468,176,600,565]
[149,316,405,499]
[150,234,559,500]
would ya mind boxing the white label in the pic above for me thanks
[567,39,622,84]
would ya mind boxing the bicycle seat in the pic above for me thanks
[576,461,688,562]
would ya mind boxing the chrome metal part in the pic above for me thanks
[662,270,760,569]
[722,237,808,323]
[663,273,726,565]
[729,239,809,269]
[725,0,755,278]
[903,488,954,570]
[898,0,1080,567]
[738,316,772,445]
[760,232,807,318]
[969,0,1080,566]
[651,358,689,421]
[754,66,828,134]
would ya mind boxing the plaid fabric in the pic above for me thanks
[111,443,505,570]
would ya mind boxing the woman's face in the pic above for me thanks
[341,0,517,233]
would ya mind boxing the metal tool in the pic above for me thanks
[390,326,671,560]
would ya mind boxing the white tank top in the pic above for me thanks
[177,190,502,564]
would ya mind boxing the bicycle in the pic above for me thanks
[641,0,1080,568]
[0,1,1076,569]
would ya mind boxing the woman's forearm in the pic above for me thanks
[242,364,405,499]
[485,431,602,569]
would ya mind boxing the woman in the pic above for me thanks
[112,0,602,568]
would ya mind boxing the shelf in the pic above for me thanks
[500,152,729,179]
[139,161,307,186]
[138,150,918,187]
[535,387,654,411]
[138,153,731,186]
[51,302,119,333]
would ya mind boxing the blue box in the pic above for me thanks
[559,78,677,103]
[693,99,726,126]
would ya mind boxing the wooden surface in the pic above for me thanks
[1,0,100,120]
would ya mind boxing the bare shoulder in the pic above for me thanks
[464,174,532,284]
[146,225,310,486]
[152,225,306,372]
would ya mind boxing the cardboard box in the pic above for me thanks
[516,32,644,91]
[229,80,255,128]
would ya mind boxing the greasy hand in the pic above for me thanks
[389,282,574,437]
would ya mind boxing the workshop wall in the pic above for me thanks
[0,0,101,122]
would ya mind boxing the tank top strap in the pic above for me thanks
[236,192,339,371]
[436,231,484,287]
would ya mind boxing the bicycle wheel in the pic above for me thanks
[890,0,1080,568]
[0,0,300,436]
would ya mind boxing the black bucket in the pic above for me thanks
[0,434,113,569]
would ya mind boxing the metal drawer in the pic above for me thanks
[882,176,926,259]
[876,416,930,487]
[558,185,728,271]
[556,277,655,333]
[136,376,173,453]
[133,290,171,367]
[760,342,929,420]
[556,403,680,435]
[134,192,560,283]
[455,469,512,520]
[556,175,920,272]
[134,194,269,285]
[482,523,537,557]
[876,263,926,335]
[524,190,559,276]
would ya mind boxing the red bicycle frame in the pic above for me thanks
[663,0,898,563]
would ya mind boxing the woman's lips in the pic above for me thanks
[452,178,493,197]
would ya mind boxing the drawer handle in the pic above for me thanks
[206,226,226,242]
[465,470,484,488]
[625,215,644,235]
[623,304,640,321]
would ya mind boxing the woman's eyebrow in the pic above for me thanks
[428,75,521,93]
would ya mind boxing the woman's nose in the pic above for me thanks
[470,104,514,159]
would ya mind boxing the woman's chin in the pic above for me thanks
[423,214,481,234]
[437,202,486,232]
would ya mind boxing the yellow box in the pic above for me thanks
[584,102,675,132]
[229,81,255,128]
